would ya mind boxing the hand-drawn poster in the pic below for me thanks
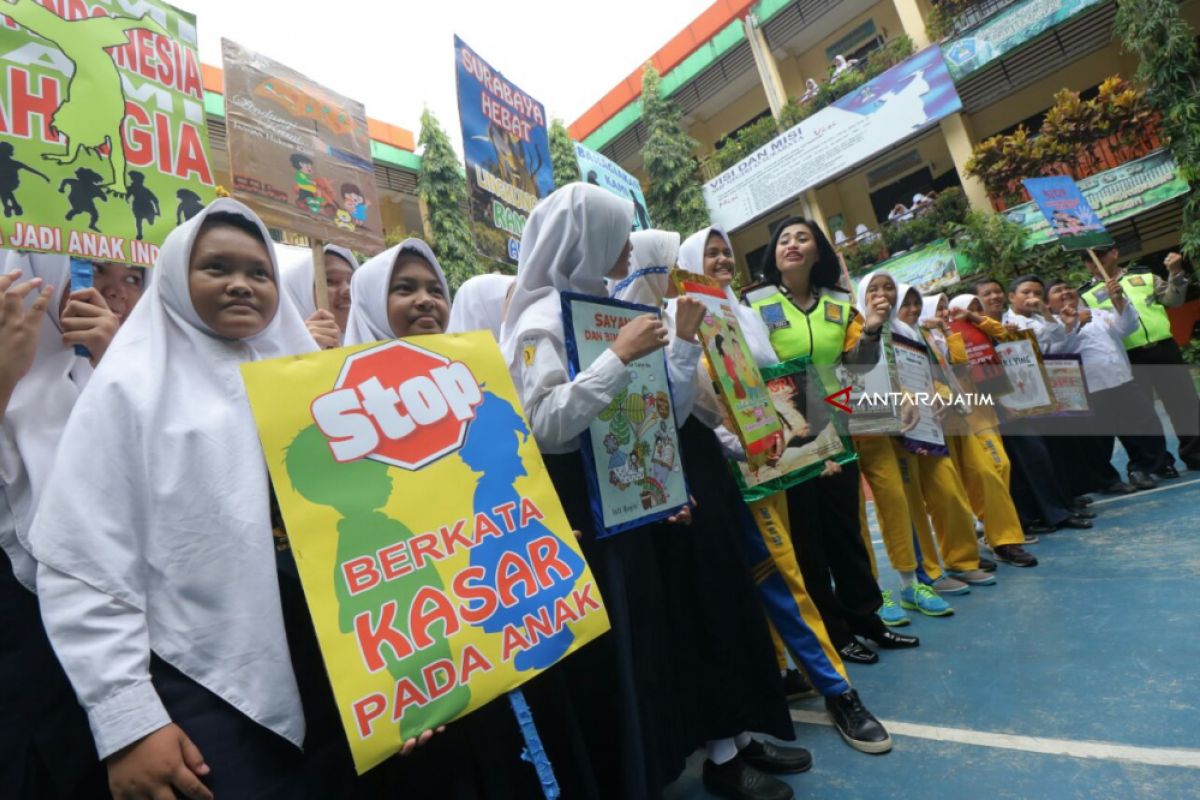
[241,331,609,773]
[949,318,1013,396]
[994,332,1057,419]
[734,358,855,502]
[222,38,384,251]
[1043,354,1090,416]
[0,0,215,266]
[560,293,689,536]
[673,272,782,468]
[893,333,947,455]
[838,326,903,436]
[1021,175,1113,251]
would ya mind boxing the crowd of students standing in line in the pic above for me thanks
[1,182,1196,800]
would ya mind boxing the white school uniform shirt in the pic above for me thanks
[0,251,92,591]
[1056,301,1140,392]
[1002,307,1076,354]
[500,183,638,453]
[31,199,318,759]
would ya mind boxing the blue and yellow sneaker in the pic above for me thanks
[900,583,954,617]
[879,590,910,627]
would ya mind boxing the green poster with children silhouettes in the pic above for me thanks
[221,38,384,252]
[0,0,215,267]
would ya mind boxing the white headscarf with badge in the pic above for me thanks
[343,238,449,345]
[29,198,317,754]
[448,273,515,338]
[499,183,634,373]
[0,251,92,591]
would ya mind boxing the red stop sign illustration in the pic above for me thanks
[317,340,483,470]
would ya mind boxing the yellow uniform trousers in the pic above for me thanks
[854,435,919,574]
[748,492,850,685]
[949,430,1025,549]
[899,446,979,577]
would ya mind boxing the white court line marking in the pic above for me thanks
[1089,476,1200,506]
[790,709,1200,769]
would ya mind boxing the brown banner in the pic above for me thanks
[221,38,384,251]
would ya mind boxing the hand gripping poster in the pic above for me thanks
[241,331,609,774]
[0,0,215,266]
[672,272,782,469]
[993,331,1058,419]
[560,293,689,536]
[454,36,553,265]
[221,38,384,251]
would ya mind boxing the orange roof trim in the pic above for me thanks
[201,63,415,152]
[568,0,756,140]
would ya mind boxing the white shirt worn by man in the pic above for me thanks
[1002,307,1078,354]
[1055,300,1140,393]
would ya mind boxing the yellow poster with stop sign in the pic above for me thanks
[240,331,610,774]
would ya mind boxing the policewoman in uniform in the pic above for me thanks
[745,217,918,663]
[1079,248,1198,473]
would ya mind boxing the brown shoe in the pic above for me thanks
[995,544,1038,567]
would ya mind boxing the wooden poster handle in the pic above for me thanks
[311,239,329,311]
[1087,248,1110,282]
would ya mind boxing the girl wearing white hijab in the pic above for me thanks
[1,251,120,799]
[29,199,374,799]
[447,272,515,339]
[344,238,449,345]
[677,225,777,366]
[614,231,811,800]
[888,282,996,600]
[276,242,360,347]
[500,183,684,799]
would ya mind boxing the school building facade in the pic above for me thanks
[568,0,1200,283]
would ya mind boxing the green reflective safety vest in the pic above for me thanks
[1080,271,1172,350]
[748,286,853,366]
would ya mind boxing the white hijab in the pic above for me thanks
[0,251,92,591]
[920,293,948,354]
[679,225,778,367]
[950,294,982,313]
[613,229,678,309]
[499,183,633,371]
[448,273,515,338]
[275,243,362,321]
[343,238,449,345]
[892,283,922,341]
[30,198,317,747]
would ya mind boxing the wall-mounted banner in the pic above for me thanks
[733,358,855,502]
[0,0,215,266]
[560,293,689,536]
[892,332,947,456]
[1021,175,1113,251]
[673,272,783,468]
[221,39,384,252]
[943,0,1106,81]
[454,36,554,265]
[994,332,1057,419]
[702,45,962,232]
[1004,150,1190,248]
[850,239,967,296]
[241,332,609,773]
[575,142,651,231]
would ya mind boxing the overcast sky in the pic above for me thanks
[191,0,714,155]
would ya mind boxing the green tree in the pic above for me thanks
[417,108,479,290]
[1115,0,1200,259]
[641,65,710,236]
[549,119,582,188]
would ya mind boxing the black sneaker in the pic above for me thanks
[1128,471,1158,491]
[825,689,892,754]
[740,739,813,774]
[838,640,878,664]
[1101,481,1137,495]
[978,556,997,572]
[1152,465,1180,480]
[995,544,1038,567]
[1072,495,1094,508]
[701,756,794,800]
[782,668,818,701]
